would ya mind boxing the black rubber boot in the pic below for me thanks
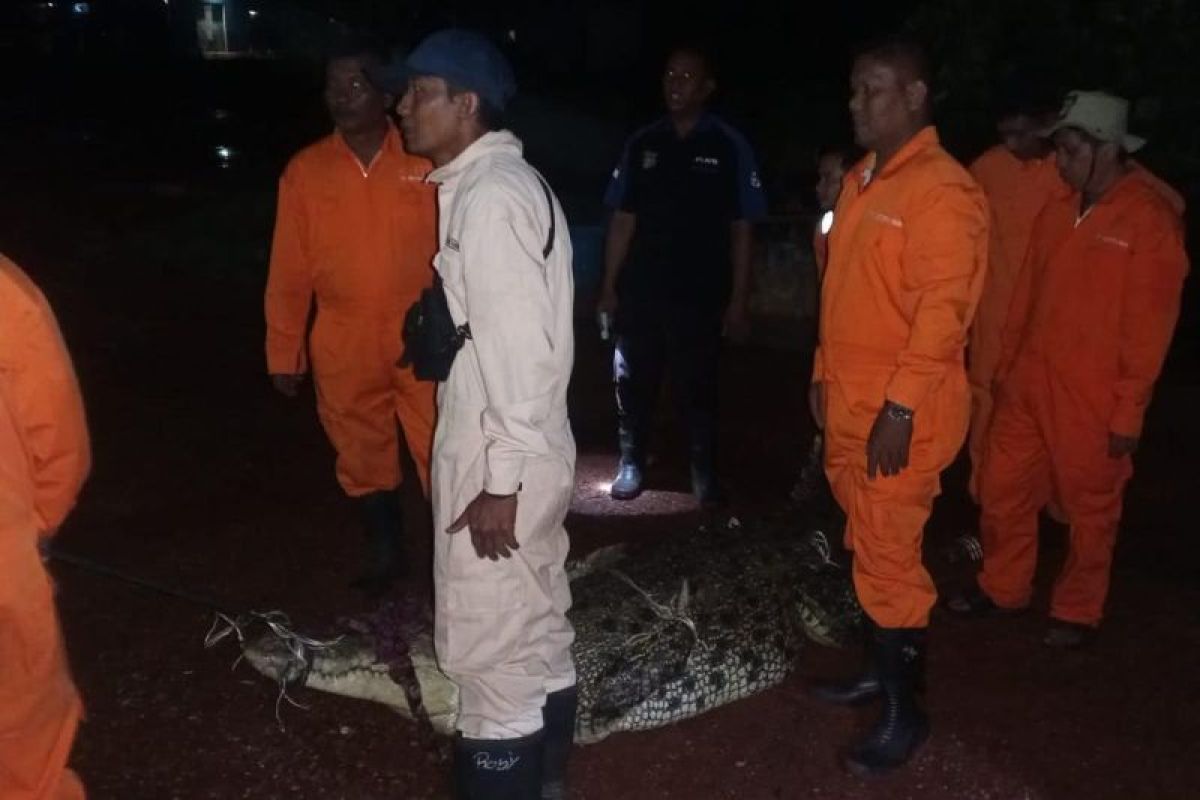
[610,426,644,501]
[454,731,544,800]
[351,489,404,598]
[944,583,1028,617]
[809,621,882,706]
[540,686,578,800]
[842,627,930,777]
[811,668,881,706]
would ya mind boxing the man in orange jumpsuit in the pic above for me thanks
[964,94,1181,511]
[966,93,1063,499]
[806,39,987,776]
[266,43,439,596]
[1,255,90,799]
[949,92,1188,648]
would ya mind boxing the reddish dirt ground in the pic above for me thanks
[7,171,1200,800]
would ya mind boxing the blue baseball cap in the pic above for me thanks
[371,29,516,111]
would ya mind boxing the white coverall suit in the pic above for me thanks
[428,130,577,740]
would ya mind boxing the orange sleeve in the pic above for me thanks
[812,345,824,383]
[1110,207,1189,437]
[0,264,91,533]
[264,165,313,375]
[884,183,987,411]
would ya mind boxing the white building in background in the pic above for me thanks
[191,0,351,60]
[196,0,240,56]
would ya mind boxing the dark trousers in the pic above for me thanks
[613,297,723,468]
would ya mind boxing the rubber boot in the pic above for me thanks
[809,622,882,706]
[842,627,930,777]
[540,686,578,800]
[454,731,544,800]
[610,425,644,501]
[351,489,404,598]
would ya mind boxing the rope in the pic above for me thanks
[607,569,704,651]
[807,529,837,568]
[45,546,237,614]
[204,610,344,728]
[43,546,349,729]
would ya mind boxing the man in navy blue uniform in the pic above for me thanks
[597,44,767,506]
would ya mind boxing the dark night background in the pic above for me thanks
[2,1,1198,798]
[5,1,1198,208]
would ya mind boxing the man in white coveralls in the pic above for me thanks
[375,29,578,800]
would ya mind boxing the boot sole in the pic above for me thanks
[609,487,643,501]
[841,722,930,778]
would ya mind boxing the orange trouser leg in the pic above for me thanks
[315,362,402,497]
[1045,382,1131,627]
[975,378,1070,523]
[824,371,968,629]
[977,382,1052,609]
[1,556,84,800]
[394,370,436,498]
[827,460,941,628]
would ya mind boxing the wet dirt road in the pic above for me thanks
[7,164,1199,800]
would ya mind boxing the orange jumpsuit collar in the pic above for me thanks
[1072,168,1143,227]
[332,120,402,176]
[862,126,941,184]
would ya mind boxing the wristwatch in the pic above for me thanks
[885,401,914,422]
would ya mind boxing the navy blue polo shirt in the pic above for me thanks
[604,113,767,307]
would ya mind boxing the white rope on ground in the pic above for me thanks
[204,610,345,727]
[807,529,837,568]
[606,570,705,652]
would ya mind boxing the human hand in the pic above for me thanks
[446,491,520,560]
[867,402,914,479]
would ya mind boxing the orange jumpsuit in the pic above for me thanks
[0,256,90,800]
[1131,161,1186,218]
[266,123,439,496]
[977,171,1188,625]
[966,146,1063,497]
[815,127,988,628]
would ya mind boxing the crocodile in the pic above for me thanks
[236,511,862,744]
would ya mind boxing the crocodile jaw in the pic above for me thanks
[242,631,459,735]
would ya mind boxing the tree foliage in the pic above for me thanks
[907,0,1200,173]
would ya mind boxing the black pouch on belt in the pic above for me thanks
[401,177,556,382]
[399,275,471,382]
